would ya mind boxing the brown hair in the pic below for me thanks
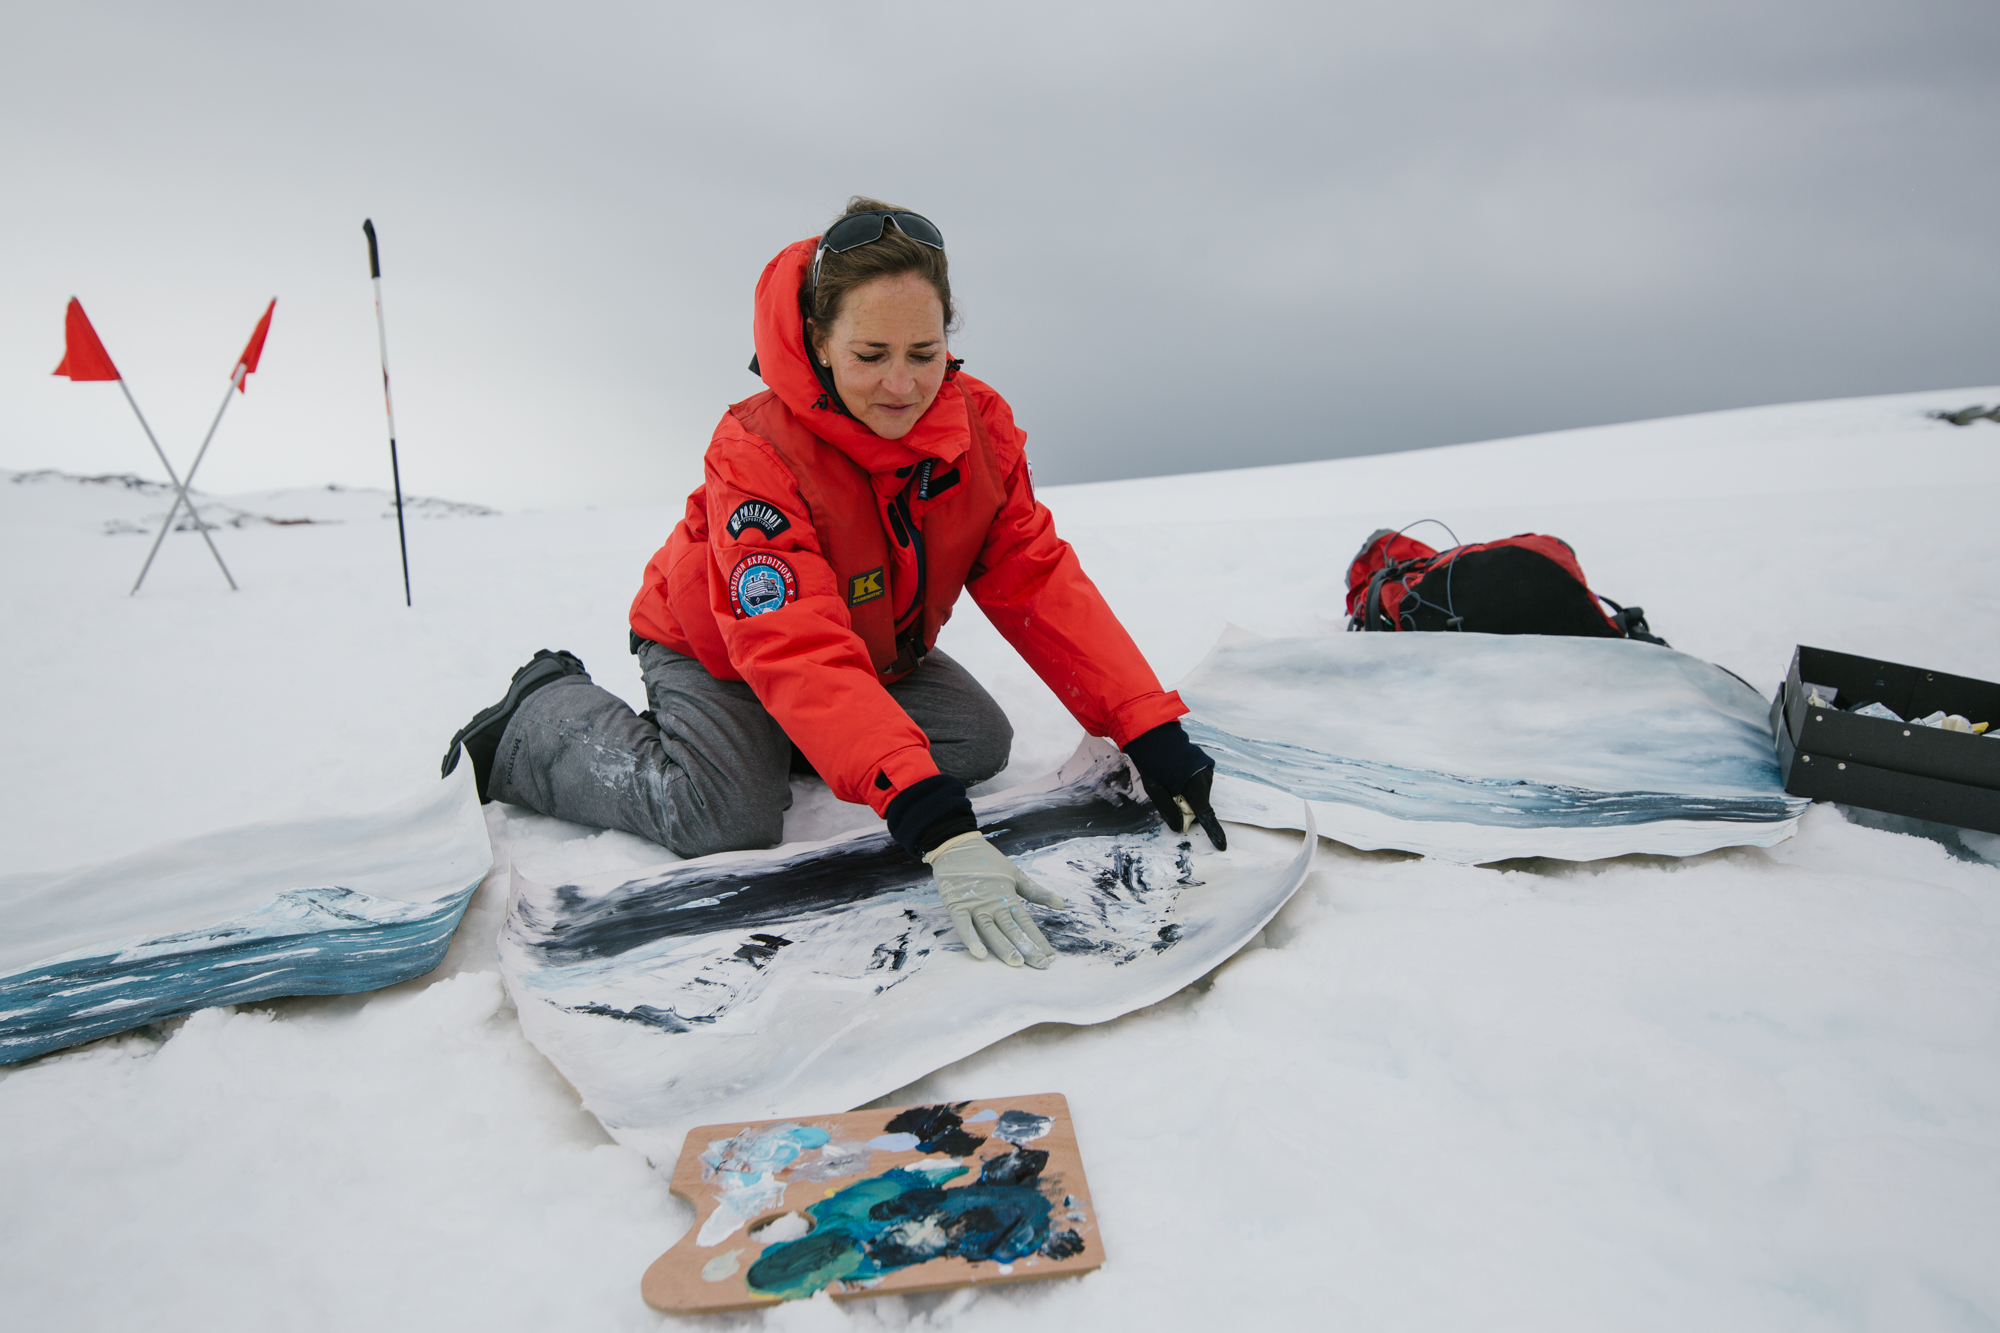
[801,197,956,352]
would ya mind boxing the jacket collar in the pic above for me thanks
[752,238,968,475]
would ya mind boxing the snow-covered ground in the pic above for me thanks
[3,387,1998,1331]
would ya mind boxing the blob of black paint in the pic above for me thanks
[1043,1229,1086,1260]
[978,1147,1050,1187]
[733,933,793,967]
[883,1102,986,1156]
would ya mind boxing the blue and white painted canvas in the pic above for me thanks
[1180,628,1805,864]
[0,766,492,1064]
[498,740,1314,1167]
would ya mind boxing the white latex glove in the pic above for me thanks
[923,831,1065,969]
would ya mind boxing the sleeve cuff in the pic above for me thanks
[862,744,946,817]
[1106,690,1189,748]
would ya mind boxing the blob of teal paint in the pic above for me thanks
[745,1160,1059,1301]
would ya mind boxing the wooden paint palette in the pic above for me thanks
[641,1092,1103,1313]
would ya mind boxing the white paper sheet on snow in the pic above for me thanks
[0,765,492,1063]
[498,740,1314,1167]
[1179,628,1806,863]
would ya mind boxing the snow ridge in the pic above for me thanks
[3,467,499,534]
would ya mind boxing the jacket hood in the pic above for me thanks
[751,238,968,474]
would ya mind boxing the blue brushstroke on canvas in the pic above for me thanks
[1,767,490,1063]
[1176,630,1806,861]
[1184,723,1797,826]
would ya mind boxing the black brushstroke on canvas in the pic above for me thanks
[561,1001,716,1033]
[519,770,1156,967]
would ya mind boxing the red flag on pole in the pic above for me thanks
[235,298,276,391]
[53,298,121,381]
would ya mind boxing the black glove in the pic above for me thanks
[884,773,977,858]
[1122,721,1227,850]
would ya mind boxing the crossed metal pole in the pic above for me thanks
[126,372,239,595]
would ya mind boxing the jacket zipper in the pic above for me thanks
[893,483,926,625]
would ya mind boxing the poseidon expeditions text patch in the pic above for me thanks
[848,567,886,606]
[726,500,791,541]
[728,553,798,618]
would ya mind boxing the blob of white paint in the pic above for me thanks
[696,1122,829,1247]
[789,1139,874,1183]
[749,1211,813,1243]
[700,1249,742,1282]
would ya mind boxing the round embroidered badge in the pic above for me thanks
[728,552,798,618]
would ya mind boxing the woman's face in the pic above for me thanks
[812,272,948,440]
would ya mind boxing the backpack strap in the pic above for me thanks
[1596,594,1670,647]
[1359,564,1394,630]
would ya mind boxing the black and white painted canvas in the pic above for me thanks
[498,740,1315,1166]
[0,767,492,1064]
[1181,628,1807,863]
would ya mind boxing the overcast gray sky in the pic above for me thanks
[5,0,1996,511]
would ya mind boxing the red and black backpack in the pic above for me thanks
[1344,528,1667,644]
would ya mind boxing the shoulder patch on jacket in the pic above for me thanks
[848,567,885,607]
[728,552,798,618]
[726,499,791,541]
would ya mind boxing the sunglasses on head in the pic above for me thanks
[810,210,946,301]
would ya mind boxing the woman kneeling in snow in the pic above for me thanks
[442,199,1222,969]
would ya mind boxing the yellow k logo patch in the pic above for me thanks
[848,567,885,606]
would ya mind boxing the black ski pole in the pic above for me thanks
[363,218,412,607]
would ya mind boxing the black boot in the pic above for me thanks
[440,649,589,799]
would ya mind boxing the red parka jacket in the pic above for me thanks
[629,238,1186,817]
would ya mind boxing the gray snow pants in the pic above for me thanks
[486,639,1012,858]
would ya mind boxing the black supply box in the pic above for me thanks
[1769,645,2000,833]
